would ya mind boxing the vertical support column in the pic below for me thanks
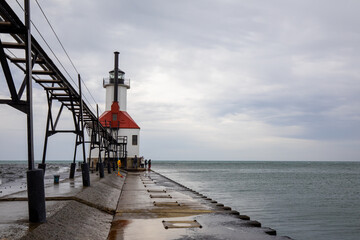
[99,160,105,178]
[69,136,77,179]
[79,74,90,186]
[78,74,87,163]
[107,150,111,173]
[27,170,46,222]
[89,119,97,169]
[114,121,119,171]
[95,118,100,172]
[25,0,34,174]
[97,105,104,178]
[107,125,111,174]
[112,150,116,171]
[38,163,46,173]
[69,162,76,179]
[69,132,78,179]
[24,0,46,223]
[69,88,80,180]
[39,92,52,173]
[81,162,90,187]
[88,124,94,168]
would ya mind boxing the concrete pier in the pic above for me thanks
[0,170,292,239]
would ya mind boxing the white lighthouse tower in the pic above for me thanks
[89,52,140,168]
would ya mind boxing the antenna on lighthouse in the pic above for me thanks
[114,51,119,103]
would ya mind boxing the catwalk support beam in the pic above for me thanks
[24,0,46,223]
[78,75,90,186]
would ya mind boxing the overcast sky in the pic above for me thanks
[1,0,359,161]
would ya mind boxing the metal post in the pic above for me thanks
[88,119,96,167]
[69,134,77,179]
[78,74,87,163]
[97,104,101,164]
[99,161,104,178]
[107,151,111,173]
[93,119,98,171]
[114,52,119,102]
[88,126,93,166]
[97,104,104,178]
[70,162,76,179]
[112,146,116,172]
[114,121,119,171]
[67,89,78,179]
[81,162,90,187]
[39,92,52,173]
[106,124,111,174]
[78,74,90,186]
[25,0,34,171]
[24,0,46,223]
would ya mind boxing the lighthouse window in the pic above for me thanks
[132,135,138,145]
[112,114,117,121]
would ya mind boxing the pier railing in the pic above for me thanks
[103,77,130,88]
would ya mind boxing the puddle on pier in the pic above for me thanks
[107,217,202,240]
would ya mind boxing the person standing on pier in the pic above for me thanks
[133,155,138,169]
[140,158,145,168]
[145,159,148,168]
[148,159,151,170]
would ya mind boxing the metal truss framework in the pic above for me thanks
[0,1,119,177]
[86,110,128,174]
[101,120,128,170]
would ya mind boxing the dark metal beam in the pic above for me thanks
[0,26,25,34]
[23,0,46,223]
[42,96,51,164]
[32,70,54,75]
[0,42,25,49]
[48,130,77,134]
[50,93,69,96]
[0,99,28,113]
[18,52,38,100]
[10,57,44,64]
[78,74,87,164]
[114,52,119,102]
[35,79,62,83]
[54,103,64,129]
[43,86,68,91]
[25,0,34,171]
[0,39,18,101]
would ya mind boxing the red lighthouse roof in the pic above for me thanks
[99,102,140,129]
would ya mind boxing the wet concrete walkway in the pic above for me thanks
[0,170,292,239]
[107,171,291,240]
[0,170,125,239]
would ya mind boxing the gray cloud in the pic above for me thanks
[1,0,359,161]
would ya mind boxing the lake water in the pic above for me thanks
[1,160,359,239]
[0,161,78,197]
[152,161,360,240]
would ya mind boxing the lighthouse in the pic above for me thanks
[88,52,140,169]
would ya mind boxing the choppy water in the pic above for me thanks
[0,161,78,197]
[153,161,360,240]
[1,160,359,239]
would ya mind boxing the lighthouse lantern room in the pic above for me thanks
[88,52,140,169]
